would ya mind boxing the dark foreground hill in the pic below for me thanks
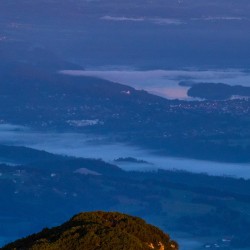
[2,211,178,250]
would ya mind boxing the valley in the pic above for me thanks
[1,1,250,249]
[0,146,250,250]
[0,62,250,164]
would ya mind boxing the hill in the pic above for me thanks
[2,211,178,250]
[187,82,250,100]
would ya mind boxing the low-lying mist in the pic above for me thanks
[0,124,249,179]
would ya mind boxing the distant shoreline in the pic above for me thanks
[60,68,250,100]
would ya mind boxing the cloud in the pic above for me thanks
[100,15,246,26]
[101,16,144,22]
[192,16,246,21]
[100,16,184,25]
[151,18,184,25]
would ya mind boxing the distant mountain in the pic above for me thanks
[2,211,178,250]
[0,45,82,72]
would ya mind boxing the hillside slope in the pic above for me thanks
[2,211,178,250]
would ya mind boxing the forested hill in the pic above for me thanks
[2,211,178,250]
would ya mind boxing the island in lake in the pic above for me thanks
[114,157,152,164]
[179,81,250,100]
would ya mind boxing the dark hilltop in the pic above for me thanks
[2,211,178,250]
